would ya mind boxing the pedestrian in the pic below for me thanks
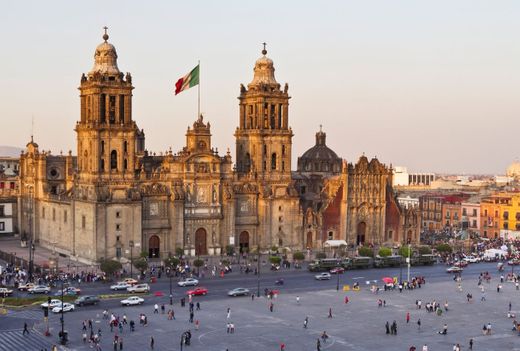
[392,320,397,335]
[304,316,309,329]
[406,312,410,323]
[23,322,29,336]
[82,332,87,343]
[316,338,321,351]
[150,336,154,349]
[113,339,118,351]
[469,338,473,349]
[161,304,165,314]
[230,323,235,333]
[119,337,123,350]
[385,321,390,334]
[196,302,201,310]
[154,303,159,314]
[227,307,231,319]
[486,322,492,335]
[328,307,333,318]
[422,344,428,351]
[269,302,274,312]
[189,311,194,323]
[509,301,512,311]
[297,296,300,305]
[251,294,255,301]
[195,319,199,331]
[417,319,421,330]
[344,296,349,304]
[280,342,285,351]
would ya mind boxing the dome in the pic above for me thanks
[297,127,342,173]
[248,46,278,88]
[89,29,120,76]
[506,160,520,178]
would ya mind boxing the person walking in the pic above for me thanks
[150,336,155,350]
[119,337,123,350]
[269,302,274,312]
[227,307,231,319]
[304,316,309,329]
[195,319,199,331]
[328,308,333,318]
[469,338,473,349]
[154,304,159,314]
[316,338,321,351]
[422,344,428,351]
[22,322,29,336]
[385,321,390,334]
[296,296,300,305]
[196,302,201,310]
[417,318,421,330]
[406,312,410,323]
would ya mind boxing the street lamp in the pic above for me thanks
[257,247,261,297]
[169,270,173,305]
[129,240,134,279]
[407,243,411,283]
[27,185,35,282]
[59,277,67,345]
[336,269,340,291]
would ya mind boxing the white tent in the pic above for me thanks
[483,248,507,258]
[323,240,348,247]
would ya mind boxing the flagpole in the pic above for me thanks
[197,60,200,118]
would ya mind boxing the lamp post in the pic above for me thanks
[59,277,66,345]
[407,243,411,283]
[336,269,340,291]
[129,240,134,279]
[169,271,173,305]
[27,185,34,282]
[257,247,261,297]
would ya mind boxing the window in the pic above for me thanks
[119,95,125,123]
[462,208,467,216]
[64,210,67,223]
[279,206,282,211]
[110,150,117,170]
[484,209,488,217]
[116,224,121,231]
[282,161,285,171]
[503,211,509,220]
[282,145,285,155]
[101,141,105,154]
[472,220,477,228]
[0,205,4,217]
[388,230,393,239]
[42,207,45,219]
[124,159,128,170]
[124,141,128,153]
[0,222,4,231]
[271,153,277,170]
[82,215,86,229]
[52,208,56,221]
[328,231,334,240]
[100,159,105,171]
[504,222,509,230]
[472,209,477,217]
[263,145,267,155]
[100,94,106,122]
[109,95,116,123]
[116,247,122,259]
[279,216,283,222]
[483,230,487,237]
[116,211,121,218]
[10,182,15,189]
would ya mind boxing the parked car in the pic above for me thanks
[463,256,479,263]
[177,278,199,287]
[330,267,345,274]
[446,266,463,273]
[228,288,250,297]
[127,284,150,293]
[28,285,51,294]
[123,278,139,285]
[453,261,468,268]
[186,287,208,296]
[18,283,35,291]
[41,299,63,309]
[121,296,144,306]
[52,302,75,313]
[508,259,520,266]
[110,282,131,291]
[0,287,13,296]
[75,295,100,307]
[315,272,332,280]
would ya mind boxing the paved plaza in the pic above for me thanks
[7,267,516,351]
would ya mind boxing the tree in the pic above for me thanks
[133,257,148,275]
[358,246,374,258]
[269,256,282,265]
[270,246,279,254]
[418,246,432,255]
[398,246,412,257]
[175,247,184,257]
[293,251,305,261]
[163,257,180,271]
[378,247,392,257]
[99,259,122,278]
[193,259,204,276]
[436,243,453,254]
[225,245,235,256]
[316,252,327,259]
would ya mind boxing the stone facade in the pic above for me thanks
[16,31,418,264]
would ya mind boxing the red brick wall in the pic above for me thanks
[385,191,401,242]
[322,184,343,241]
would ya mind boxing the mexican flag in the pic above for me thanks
[175,65,199,95]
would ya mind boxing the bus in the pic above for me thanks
[374,255,403,268]
[351,256,373,269]
[308,258,343,272]
[411,254,437,266]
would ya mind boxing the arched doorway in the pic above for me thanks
[195,228,207,256]
[148,235,160,258]
[306,232,313,249]
[239,231,249,253]
[407,230,413,244]
[356,222,366,245]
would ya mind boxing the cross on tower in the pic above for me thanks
[319,124,322,132]
[102,26,109,42]
[262,42,267,55]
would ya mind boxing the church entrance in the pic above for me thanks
[306,232,313,249]
[239,231,249,253]
[195,228,207,256]
[356,222,366,245]
[148,235,160,258]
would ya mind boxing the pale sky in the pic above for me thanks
[1,1,519,174]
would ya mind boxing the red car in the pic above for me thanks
[454,261,468,268]
[186,287,208,296]
[330,267,345,274]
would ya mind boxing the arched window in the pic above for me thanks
[271,153,277,170]
[100,159,105,171]
[124,159,128,170]
[110,150,117,170]
[101,141,105,154]
[123,141,128,153]
[245,153,251,172]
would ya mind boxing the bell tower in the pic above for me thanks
[235,44,293,181]
[75,28,145,182]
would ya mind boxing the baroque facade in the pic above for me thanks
[17,31,417,264]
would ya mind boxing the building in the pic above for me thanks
[461,200,480,233]
[16,31,411,263]
[0,157,19,177]
[392,166,435,187]
[420,195,443,231]
[0,165,19,235]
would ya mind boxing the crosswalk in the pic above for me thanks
[8,309,45,320]
[0,330,53,351]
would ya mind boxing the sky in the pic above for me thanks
[0,1,519,174]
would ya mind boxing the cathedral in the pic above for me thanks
[17,31,419,264]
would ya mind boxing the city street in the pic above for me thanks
[2,262,520,350]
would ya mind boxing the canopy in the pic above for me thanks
[323,240,348,247]
[483,248,507,258]
[382,277,394,284]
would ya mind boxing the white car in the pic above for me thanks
[0,287,13,296]
[28,285,51,294]
[41,299,63,309]
[52,302,75,313]
[463,256,479,263]
[315,272,331,280]
[110,282,130,291]
[127,283,150,293]
[177,278,199,287]
[121,296,144,306]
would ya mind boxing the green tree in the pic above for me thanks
[193,258,204,275]
[175,247,184,257]
[358,246,374,258]
[418,246,432,255]
[270,246,279,254]
[293,251,305,261]
[316,252,327,259]
[134,257,148,274]
[436,243,453,254]
[269,256,282,265]
[225,245,235,256]
[378,247,392,257]
[99,259,122,278]
[163,257,180,271]
[398,246,412,257]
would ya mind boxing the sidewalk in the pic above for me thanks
[0,237,93,272]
